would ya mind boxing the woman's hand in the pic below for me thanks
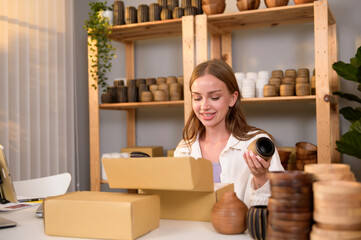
[243,150,270,190]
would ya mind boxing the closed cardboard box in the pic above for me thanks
[121,146,163,157]
[102,157,214,192]
[140,183,234,222]
[44,191,160,240]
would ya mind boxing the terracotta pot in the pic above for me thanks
[211,191,248,234]
[246,205,268,240]
[236,0,260,11]
[264,0,289,8]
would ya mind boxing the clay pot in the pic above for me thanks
[236,0,260,11]
[211,191,248,234]
[264,0,289,8]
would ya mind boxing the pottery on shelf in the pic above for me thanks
[202,0,226,15]
[294,0,316,4]
[264,0,289,8]
[211,191,248,234]
[236,0,260,11]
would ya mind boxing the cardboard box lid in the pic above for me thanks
[102,157,214,192]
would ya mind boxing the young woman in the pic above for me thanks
[174,59,284,207]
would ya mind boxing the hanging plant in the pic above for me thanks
[84,1,116,92]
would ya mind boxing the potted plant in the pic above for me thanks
[84,1,116,92]
[332,46,361,159]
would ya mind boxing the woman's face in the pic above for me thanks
[191,74,238,130]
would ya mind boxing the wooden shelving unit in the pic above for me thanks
[88,0,339,191]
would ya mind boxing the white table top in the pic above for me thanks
[1,206,252,240]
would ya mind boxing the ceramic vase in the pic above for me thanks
[246,205,268,240]
[211,191,248,234]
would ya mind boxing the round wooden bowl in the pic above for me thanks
[294,0,317,4]
[304,163,350,174]
[313,181,361,195]
[295,142,317,155]
[296,76,309,84]
[311,224,361,240]
[282,76,295,84]
[285,69,297,78]
[311,172,356,182]
[277,148,291,164]
[316,222,361,231]
[265,0,289,8]
[263,84,277,97]
[269,170,313,181]
[271,191,312,201]
[270,184,313,195]
[280,84,294,96]
[202,2,226,14]
[296,152,317,160]
[296,83,310,96]
[267,225,310,239]
[141,91,153,102]
[272,70,284,78]
[268,211,312,222]
[313,210,361,226]
[236,0,260,11]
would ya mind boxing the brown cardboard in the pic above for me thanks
[121,146,163,157]
[102,157,214,192]
[140,183,234,222]
[44,191,160,240]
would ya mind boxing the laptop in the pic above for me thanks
[0,145,17,228]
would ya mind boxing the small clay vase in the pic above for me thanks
[211,191,248,234]
[247,137,275,161]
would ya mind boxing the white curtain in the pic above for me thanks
[0,0,76,190]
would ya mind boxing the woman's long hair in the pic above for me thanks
[182,59,272,149]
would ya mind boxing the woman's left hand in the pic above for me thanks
[243,150,270,189]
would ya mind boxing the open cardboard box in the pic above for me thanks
[103,157,234,222]
[43,191,160,240]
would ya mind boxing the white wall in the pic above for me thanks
[75,0,361,189]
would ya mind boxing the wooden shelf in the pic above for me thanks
[242,95,316,103]
[109,3,336,42]
[99,96,315,111]
[205,3,336,34]
[99,100,184,110]
[110,18,183,43]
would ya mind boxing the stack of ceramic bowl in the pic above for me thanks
[311,181,361,239]
[295,142,317,170]
[242,78,256,98]
[268,171,314,240]
[202,0,225,15]
[304,163,356,182]
[256,71,270,98]
[235,72,245,93]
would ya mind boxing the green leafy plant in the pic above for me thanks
[84,1,116,92]
[332,46,361,159]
